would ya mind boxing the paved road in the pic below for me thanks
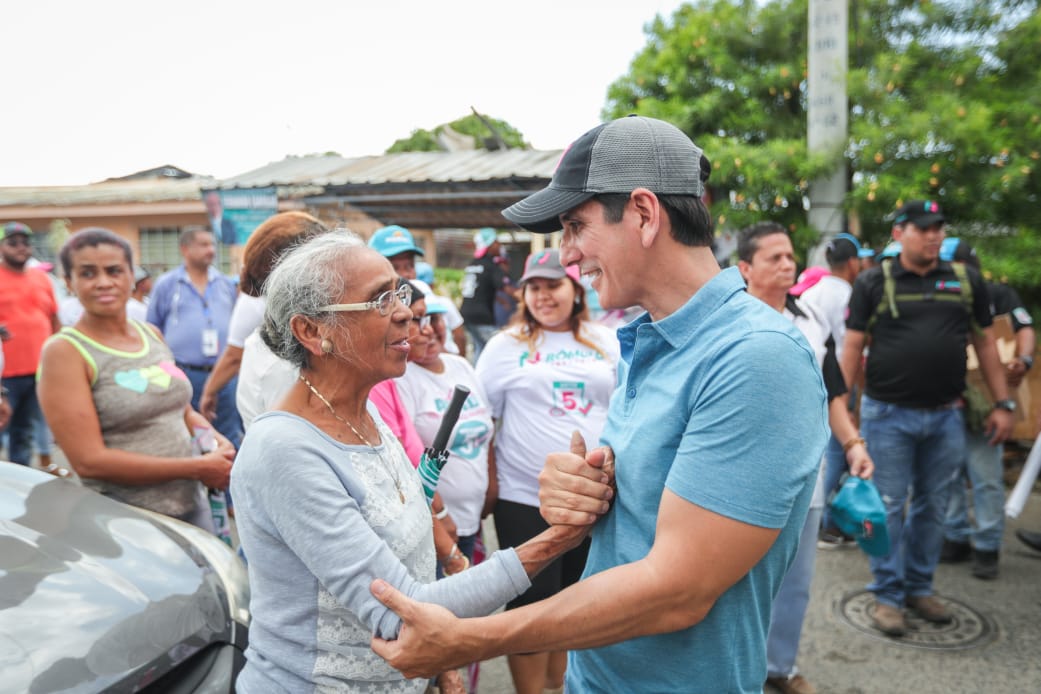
[29,450,1041,693]
[476,502,1041,694]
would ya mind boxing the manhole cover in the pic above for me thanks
[836,590,997,650]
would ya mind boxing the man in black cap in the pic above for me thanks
[840,200,1015,636]
[369,116,828,693]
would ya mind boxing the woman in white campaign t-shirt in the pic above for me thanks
[396,315,495,563]
[474,248,619,694]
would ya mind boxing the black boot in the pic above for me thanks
[972,550,999,580]
[1015,529,1041,553]
[940,539,972,563]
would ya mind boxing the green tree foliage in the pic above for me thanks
[386,114,529,153]
[605,0,1041,305]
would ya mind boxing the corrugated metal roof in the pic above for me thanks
[0,150,561,228]
[218,149,563,189]
[0,177,214,207]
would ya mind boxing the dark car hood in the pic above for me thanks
[0,463,232,692]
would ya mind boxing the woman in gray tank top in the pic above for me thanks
[37,228,235,527]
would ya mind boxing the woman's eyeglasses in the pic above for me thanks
[319,284,412,316]
[410,315,432,330]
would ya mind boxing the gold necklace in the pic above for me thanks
[299,374,405,503]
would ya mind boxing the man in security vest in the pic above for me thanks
[840,200,1015,637]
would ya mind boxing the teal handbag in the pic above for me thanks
[827,474,891,557]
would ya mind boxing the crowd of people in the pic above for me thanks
[1,114,1038,694]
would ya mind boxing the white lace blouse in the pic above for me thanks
[231,407,530,693]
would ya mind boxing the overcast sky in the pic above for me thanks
[2,0,686,187]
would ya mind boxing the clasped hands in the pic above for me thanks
[538,430,616,526]
[368,430,616,679]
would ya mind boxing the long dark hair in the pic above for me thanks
[508,277,608,359]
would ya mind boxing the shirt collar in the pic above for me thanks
[618,266,746,351]
[891,256,953,278]
[175,264,220,282]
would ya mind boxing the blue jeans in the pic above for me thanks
[820,433,846,529]
[436,532,478,579]
[767,505,823,678]
[464,324,498,363]
[33,405,52,455]
[860,394,965,607]
[944,429,1005,552]
[182,367,243,450]
[1,375,40,466]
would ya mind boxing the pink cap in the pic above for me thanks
[789,266,829,296]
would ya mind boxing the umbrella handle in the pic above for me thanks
[419,385,471,506]
[432,385,470,453]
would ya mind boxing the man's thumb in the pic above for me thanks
[371,579,402,610]
[570,430,587,458]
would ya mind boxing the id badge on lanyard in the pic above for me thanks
[202,328,219,357]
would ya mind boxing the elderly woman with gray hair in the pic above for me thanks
[230,233,589,693]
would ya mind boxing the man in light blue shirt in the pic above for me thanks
[370,117,829,693]
[147,227,242,447]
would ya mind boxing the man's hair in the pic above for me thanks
[179,225,211,247]
[59,227,134,279]
[737,221,788,263]
[592,193,714,247]
[239,211,330,297]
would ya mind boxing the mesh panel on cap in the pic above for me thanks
[585,118,704,196]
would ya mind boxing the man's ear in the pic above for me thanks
[629,188,663,249]
[290,315,325,357]
[737,260,752,283]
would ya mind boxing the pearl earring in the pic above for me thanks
[321,338,333,354]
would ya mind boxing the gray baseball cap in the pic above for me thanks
[502,115,711,233]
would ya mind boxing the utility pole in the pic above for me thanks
[807,0,849,267]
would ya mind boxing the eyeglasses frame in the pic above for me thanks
[318,283,412,317]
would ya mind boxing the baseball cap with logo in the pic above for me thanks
[1,222,33,241]
[473,228,499,258]
[368,225,425,258]
[519,249,581,284]
[502,115,711,233]
[893,199,945,228]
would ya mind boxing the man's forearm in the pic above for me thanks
[456,558,706,666]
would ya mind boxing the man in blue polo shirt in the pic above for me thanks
[148,227,242,448]
[369,116,829,693]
